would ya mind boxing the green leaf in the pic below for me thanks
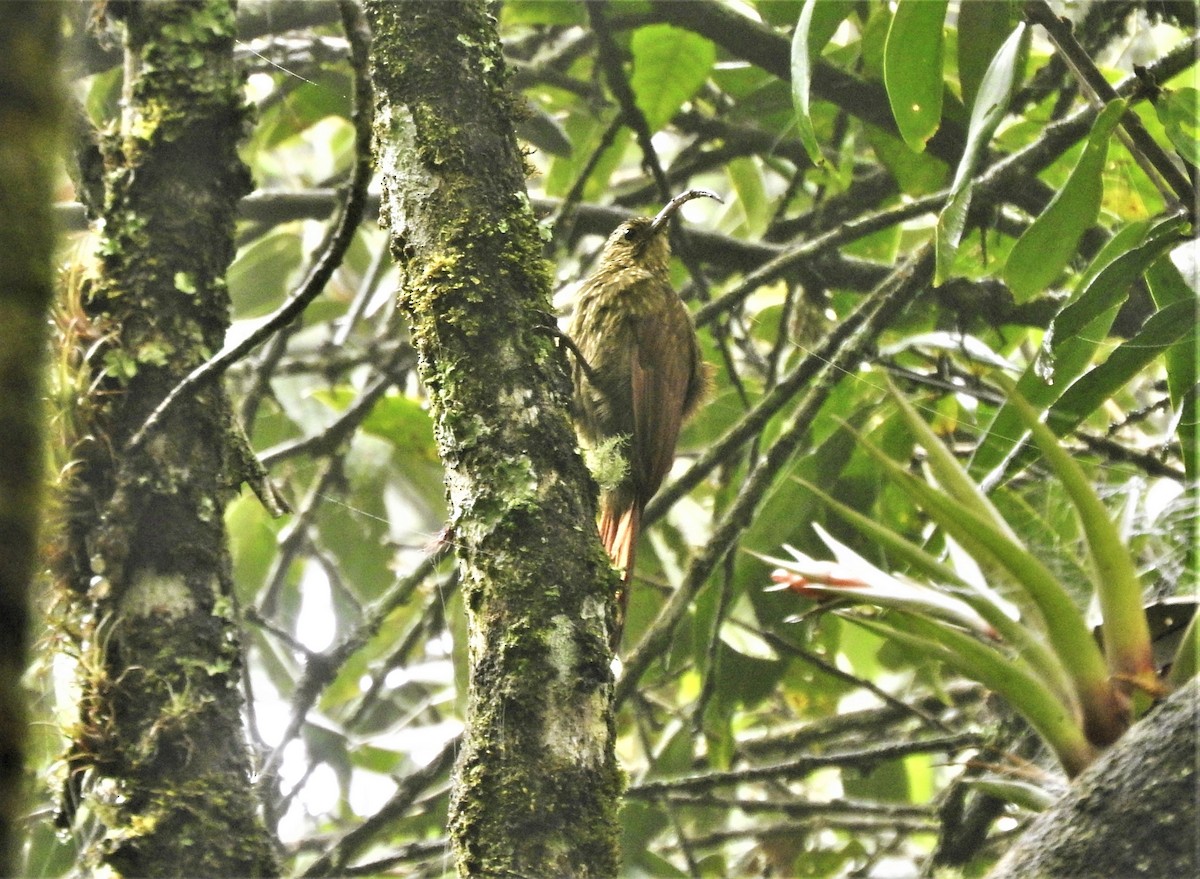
[791,0,854,166]
[856,433,1117,725]
[850,612,1095,776]
[727,156,770,235]
[957,0,1016,110]
[1003,100,1126,302]
[883,379,1014,539]
[229,227,302,318]
[997,375,1157,690]
[967,777,1058,812]
[1049,298,1197,438]
[1146,256,1199,479]
[972,215,1187,479]
[883,0,948,151]
[1166,608,1198,689]
[794,481,1071,694]
[866,126,949,196]
[936,23,1028,283]
[516,102,572,157]
[630,24,715,132]
[501,0,586,25]
[1042,213,1186,358]
[1157,86,1199,166]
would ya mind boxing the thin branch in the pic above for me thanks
[301,736,460,878]
[122,0,375,458]
[587,0,672,201]
[1025,0,1195,214]
[627,732,980,796]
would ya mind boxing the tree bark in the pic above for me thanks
[0,4,65,874]
[55,2,276,875]
[988,677,1199,878]
[364,2,622,876]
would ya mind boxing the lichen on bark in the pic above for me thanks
[53,2,276,876]
[364,1,622,875]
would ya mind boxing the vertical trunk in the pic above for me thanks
[56,2,276,875]
[364,2,622,876]
[0,4,65,874]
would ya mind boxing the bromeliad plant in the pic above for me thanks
[762,376,1197,779]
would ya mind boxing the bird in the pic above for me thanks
[568,189,720,646]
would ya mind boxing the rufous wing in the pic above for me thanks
[628,297,699,508]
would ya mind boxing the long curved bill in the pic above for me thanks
[648,189,723,235]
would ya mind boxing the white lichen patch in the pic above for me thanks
[541,613,609,766]
[119,569,200,620]
[583,436,629,494]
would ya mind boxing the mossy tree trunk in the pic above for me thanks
[987,676,1198,879]
[0,4,65,874]
[364,2,622,876]
[56,2,276,876]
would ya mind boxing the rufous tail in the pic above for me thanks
[599,500,639,649]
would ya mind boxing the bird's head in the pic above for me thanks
[598,189,722,273]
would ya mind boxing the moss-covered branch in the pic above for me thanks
[364,1,621,875]
[55,2,275,876]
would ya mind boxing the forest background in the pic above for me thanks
[1,1,1196,878]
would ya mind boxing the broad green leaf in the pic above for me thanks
[229,227,302,318]
[883,0,948,152]
[936,23,1028,283]
[1157,86,1199,166]
[791,0,854,166]
[866,126,949,196]
[630,24,715,132]
[1004,100,1126,302]
[957,0,1016,109]
[501,0,586,25]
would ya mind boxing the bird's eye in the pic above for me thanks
[622,226,638,241]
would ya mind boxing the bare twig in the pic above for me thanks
[1025,1,1195,214]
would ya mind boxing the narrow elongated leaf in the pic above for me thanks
[856,432,1127,742]
[1167,610,1198,688]
[798,477,1073,700]
[1049,298,1197,436]
[850,612,1095,776]
[883,0,948,152]
[1003,100,1126,302]
[936,23,1028,282]
[1041,214,1186,365]
[630,25,715,132]
[883,378,1015,540]
[957,0,1015,109]
[1146,256,1199,479]
[791,0,854,166]
[997,375,1157,691]
[972,215,1187,479]
[1157,86,1199,165]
